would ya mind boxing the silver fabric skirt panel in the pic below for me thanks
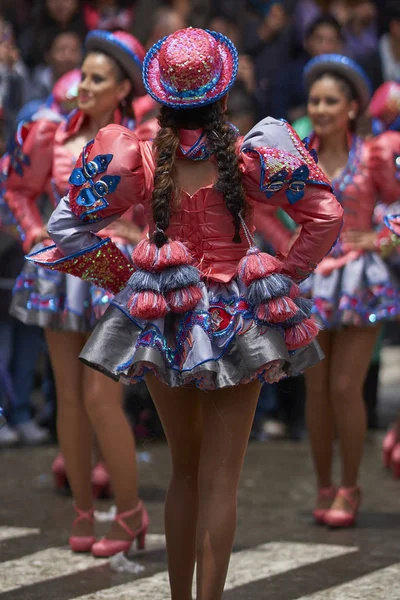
[80,279,323,391]
[301,251,400,328]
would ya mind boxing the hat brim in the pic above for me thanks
[143,30,238,109]
[304,54,371,114]
[86,31,146,97]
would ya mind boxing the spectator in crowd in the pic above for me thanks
[83,0,135,32]
[0,17,29,137]
[29,31,83,103]
[292,0,350,46]
[271,15,344,122]
[242,1,291,120]
[293,0,377,60]
[343,1,378,61]
[145,6,186,49]
[360,2,400,91]
[19,0,86,69]
[0,234,49,447]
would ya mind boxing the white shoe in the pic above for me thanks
[0,424,19,447]
[262,419,287,439]
[15,421,50,445]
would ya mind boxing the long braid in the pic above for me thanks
[202,103,247,243]
[151,101,247,247]
[151,107,180,247]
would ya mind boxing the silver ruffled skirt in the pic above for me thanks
[301,251,400,328]
[80,279,323,391]
[9,241,134,333]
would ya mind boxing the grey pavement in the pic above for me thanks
[1,348,400,600]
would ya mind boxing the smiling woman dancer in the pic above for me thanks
[30,28,343,600]
[302,54,400,528]
[2,30,151,556]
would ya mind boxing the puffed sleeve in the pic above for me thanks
[27,124,145,295]
[240,117,343,280]
[368,132,400,250]
[2,118,59,252]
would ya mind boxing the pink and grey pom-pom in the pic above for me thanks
[127,238,202,318]
[255,296,298,323]
[132,239,193,272]
[284,318,319,351]
[246,274,293,305]
[237,246,282,286]
[127,290,168,319]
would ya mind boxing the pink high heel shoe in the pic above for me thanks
[91,501,149,558]
[69,505,96,553]
[324,486,361,528]
[312,486,337,524]
[382,428,398,469]
[92,462,112,499]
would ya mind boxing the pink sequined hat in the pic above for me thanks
[143,27,238,109]
[86,30,146,96]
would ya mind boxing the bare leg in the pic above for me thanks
[329,326,381,493]
[305,330,335,489]
[196,380,261,600]
[83,366,140,539]
[45,330,93,536]
[146,374,202,600]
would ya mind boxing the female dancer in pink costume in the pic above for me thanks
[368,81,400,477]
[303,55,400,528]
[3,30,150,557]
[30,28,342,600]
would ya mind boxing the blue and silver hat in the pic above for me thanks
[304,54,372,113]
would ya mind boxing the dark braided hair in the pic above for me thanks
[151,100,247,248]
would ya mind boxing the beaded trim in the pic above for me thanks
[27,238,134,296]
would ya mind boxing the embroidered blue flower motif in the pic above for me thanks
[302,136,310,150]
[264,169,288,198]
[69,151,120,213]
[286,164,309,204]
[76,176,120,208]
[69,153,113,186]
[6,136,30,177]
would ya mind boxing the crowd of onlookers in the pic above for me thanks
[1,0,400,447]
[1,0,400,142]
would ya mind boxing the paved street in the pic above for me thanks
[1,348,400,600]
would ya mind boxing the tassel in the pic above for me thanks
[284,318,319,351]
[166,285,203,312]
[160,265,200,292]
[128,270,161,292]
[288,282,300,299]
[131,239,158,270]
[294,296,313,318]
[237,247,282,286]
[127,290,168,319]
[256,296,298,323]
[156,240,192,271]
[247,274,292,305]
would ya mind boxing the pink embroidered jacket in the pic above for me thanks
[2,110,148,253]
[30,117,344,295]
[309,132,400,274]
